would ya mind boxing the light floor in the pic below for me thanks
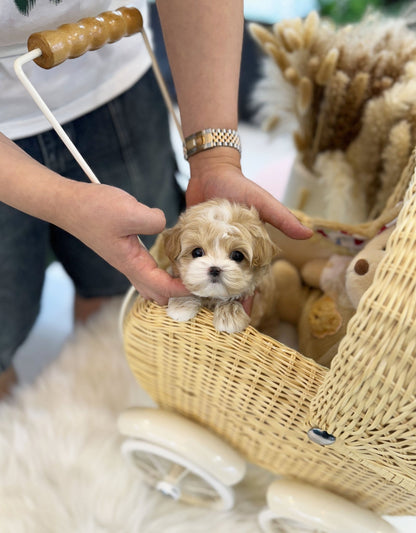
[12,122,415,533]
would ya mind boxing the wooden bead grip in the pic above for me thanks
[27,6,143,69]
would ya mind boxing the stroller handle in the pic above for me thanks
[27,6,143,69]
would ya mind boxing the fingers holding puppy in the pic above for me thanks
[124,239,189,305]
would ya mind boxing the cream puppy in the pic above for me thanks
[163,199,279,333]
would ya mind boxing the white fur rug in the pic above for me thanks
[0,299,274,533]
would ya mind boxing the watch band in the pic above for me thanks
[183,128,242,160]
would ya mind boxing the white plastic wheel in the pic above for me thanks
[122,438,234,510]
[118,408,246,485]
[118,408,246,510]
[258,479,398,533]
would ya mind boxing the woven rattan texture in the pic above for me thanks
[123,150,416,517]
[309,151,416,493]
[124,298,416,515]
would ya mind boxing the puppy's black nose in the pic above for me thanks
[209,266,221,278]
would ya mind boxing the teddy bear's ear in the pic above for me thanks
[163,225,183,263]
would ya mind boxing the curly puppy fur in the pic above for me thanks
[163,199,280,334]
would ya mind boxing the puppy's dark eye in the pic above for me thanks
[230,250,245,262]
[191,247,205,258]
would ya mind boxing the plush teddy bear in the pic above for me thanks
[266,225,395,366]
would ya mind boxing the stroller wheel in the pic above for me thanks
[121,439,234,510]
[258,478,397,533]
[118,407,246,510]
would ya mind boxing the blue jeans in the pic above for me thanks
[0,68,184,371]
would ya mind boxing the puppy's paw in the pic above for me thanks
[213,301,250,333]
[167,296,201,322]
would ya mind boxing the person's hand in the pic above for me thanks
[0,134,187,305]
[186,148,313,240]
[59,181,189,305]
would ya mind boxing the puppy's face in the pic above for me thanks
[163,199,278,299]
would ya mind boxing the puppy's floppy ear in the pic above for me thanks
[242,206,279,267]
[163,225,183,264]
[252,227,280,268]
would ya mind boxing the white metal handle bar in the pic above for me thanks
[14,6,184,187]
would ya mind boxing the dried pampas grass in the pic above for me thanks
[250,10,416,221]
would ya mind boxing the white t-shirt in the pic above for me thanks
[0,0,151,139]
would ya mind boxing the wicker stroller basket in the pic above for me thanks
[123,146,416,517]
